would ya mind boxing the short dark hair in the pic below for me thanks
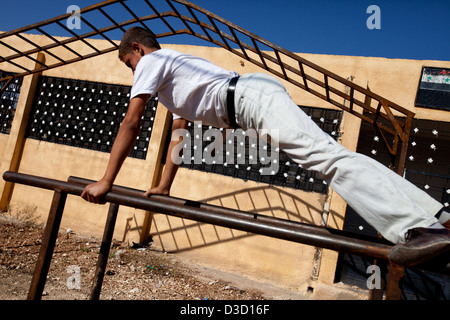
[118,27,161,60]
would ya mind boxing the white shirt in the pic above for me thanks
[130,49,238,128]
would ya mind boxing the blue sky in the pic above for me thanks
[0,0,449,61]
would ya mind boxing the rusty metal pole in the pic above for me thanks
[89,202,120,300]
[66,176,394,257]
[385,262,405,300]
[27,189,67,300]
[397,115,413,175]
[3,171,393,259]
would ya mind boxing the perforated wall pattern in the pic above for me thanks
[179,106,342,193]
[0,71,23,134]
[27,76,157,160]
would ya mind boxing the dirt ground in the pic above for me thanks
[0,216,272,301]
[0,211,369,302]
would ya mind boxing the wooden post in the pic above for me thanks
[0,53,46,212]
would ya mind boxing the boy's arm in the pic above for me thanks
[144,118,188,197]
[81,94,150,204]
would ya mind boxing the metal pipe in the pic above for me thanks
[89,202,120,300]
[45,174,450,276]
[3,171,392,260]
[27,189,67,300]
[68,176,392,245]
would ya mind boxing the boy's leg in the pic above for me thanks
[232,73,443,246]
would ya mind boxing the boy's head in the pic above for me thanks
[118,27,161,62]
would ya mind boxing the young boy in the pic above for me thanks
[81,27,450,267]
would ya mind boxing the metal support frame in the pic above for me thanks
[0,0,414,173]
[2,170,419,300]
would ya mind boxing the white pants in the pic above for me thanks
[222,73,442,244]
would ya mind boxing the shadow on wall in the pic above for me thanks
[121,185,343,253]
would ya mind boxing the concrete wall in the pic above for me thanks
[1,33,449,294]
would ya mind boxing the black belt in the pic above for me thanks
[226,76,240,128]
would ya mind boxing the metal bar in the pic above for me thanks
[67,176,394,255]
[397,115,413,175]
[80,16,118,49]
[380,101,408,143]
[166,0,196,36]
[2,171,393,260]
[373,101,382,123]
[349,87,355,113]
[119,1,150,32]
[16,33,65,65]
[70,176,323,232]
[385,261,405,300]
[35,27,83,60]
[55,21,102,54]
[167,0,413,171]
[274,50,288,81]
[0,56,32,73]
[175,6,398,120]
[0,77,13,99]
[251,38,269,71]
[0,0,415,170]
[0,39,48,69]
[172,0,413,117]
[299,62,309,91]
[229,26,249,61]
[206,16,232,51]
[324,74,330,102]
[0,0,123,40]
[16,171,450,300]
[187,5,214,43]
[0,11,175,75]
[0,0,415,123]
[144,0,177,35]
[27,189,67,300]
[89,202,120,300]
[98,7,127,33]
[374,122,396,155]
[71,176,333,231]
